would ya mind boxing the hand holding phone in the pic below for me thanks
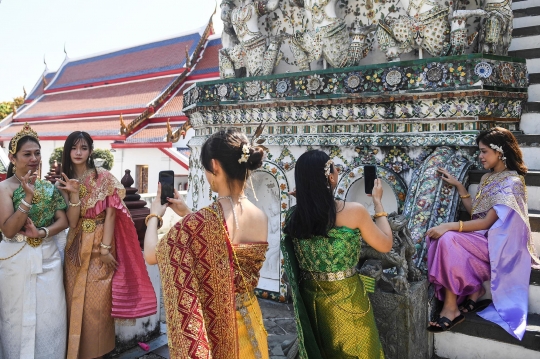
[158,171,175,205]
[364,165,377,195]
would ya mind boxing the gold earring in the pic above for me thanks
[209,174,215,200]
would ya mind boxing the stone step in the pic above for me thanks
[434,313,540,359]
[519,114,540,133]
[514,15,540,29]
[513,0,540,11]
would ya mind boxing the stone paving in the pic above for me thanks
[117,298,297,359]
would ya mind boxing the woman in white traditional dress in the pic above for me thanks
[0,123,77,359]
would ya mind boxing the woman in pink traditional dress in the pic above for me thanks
[61,131,157,359]
[426,127,539,339]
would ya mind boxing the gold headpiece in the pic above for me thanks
[10,122,39,155]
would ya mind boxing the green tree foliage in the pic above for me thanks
[49,147,115,171]
[49,148,64,168]
[0,96,24,120]
[92,148,114,170]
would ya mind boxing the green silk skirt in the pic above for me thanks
[281,222,384,359]
[300,274,384,359]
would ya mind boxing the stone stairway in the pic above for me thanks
[511,0,540,169]
[432,169,540,359]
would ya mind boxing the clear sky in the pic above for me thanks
[0,0,223,102]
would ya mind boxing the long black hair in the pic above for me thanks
[61,131,98,179]
[200,128,264,186]
[7,136,41,178]
[283,150,336,239]
[476,127,527,176]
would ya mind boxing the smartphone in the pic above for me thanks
[364,165,377,195]
[159,171,175,205]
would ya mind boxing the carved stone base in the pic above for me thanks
[368,279,430,359]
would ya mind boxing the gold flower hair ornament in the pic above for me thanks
[489,143,506,161]
[324,159,334,179]
[238,144,250,164]
[239,120,268,164]
[10,122,39,154]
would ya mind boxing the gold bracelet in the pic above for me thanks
[373,212,388,219]
[99,242,112,250]
[459,194,471,199]
[459,220,463,232]
[69,200,81,207]
[145,214,163,229]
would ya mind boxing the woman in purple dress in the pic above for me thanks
[426,127,539,339]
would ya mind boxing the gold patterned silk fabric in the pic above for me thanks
[283,225,384,359]
[65,218,115,359]
[233,243,268,294]
[472,171,540,264]
[233,244,269,359]
[156,204,239,359]
[79,168,126,216]
[293,227,360,273]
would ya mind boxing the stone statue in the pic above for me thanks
[358,213,423,294]
[478,0,513,55]
[448,9,487,56]
[219,0,283,78]
[376,0,451,61]
[288,0,376,70]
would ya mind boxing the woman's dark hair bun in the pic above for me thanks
[247,146,264,171]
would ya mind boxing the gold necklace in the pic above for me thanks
[13,174,25,185]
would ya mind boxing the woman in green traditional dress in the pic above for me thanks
[0,123,71,359]
[282,150,393,359]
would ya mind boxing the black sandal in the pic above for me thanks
[459,299,492,313]
[427,315,465,333]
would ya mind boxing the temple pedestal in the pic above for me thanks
[369,280,431,359]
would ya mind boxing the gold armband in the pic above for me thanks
[373,212,388,219]
[145,214,163,229]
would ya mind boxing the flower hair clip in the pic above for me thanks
[324,159,334,179]
[238,143,250,164]
[489,143,506,161]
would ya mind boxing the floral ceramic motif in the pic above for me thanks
[402,147,473,271]
[381,147,414,174]
[499,62,515,85]
[276,146,297,171]
[183,56,528,108]
[475,62,493,78]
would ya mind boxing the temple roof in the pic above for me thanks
[0,115,137,140]
[125,123,181,143]
[15,76,176,121]
[46,29,205,91]
[189,36,221,79]
[26,70,57,102]
[4,19,217,152]
[150,82,192,119]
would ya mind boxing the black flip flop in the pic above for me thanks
[460,299,493,313]
[427,314,465,333]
